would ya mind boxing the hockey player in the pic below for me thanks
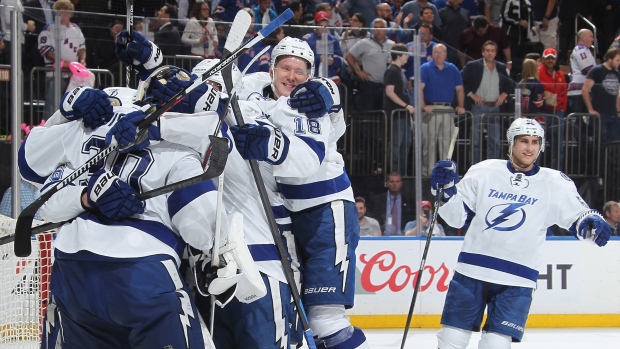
[19,76,260,348]
[431,118,612,349]
[229,37,369,348]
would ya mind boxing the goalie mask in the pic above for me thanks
[507,117,545,162]
[270,37,314,79]
[135,65,191,104]
[191,59,242,94]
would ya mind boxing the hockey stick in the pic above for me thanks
[220,53,317,349]
[125,0,133,87]
[12,9,293,257]
[400,127,459,349]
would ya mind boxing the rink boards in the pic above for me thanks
[347,236,620,329]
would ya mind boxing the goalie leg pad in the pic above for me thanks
[437,325,472,349]
[219,212,267,303]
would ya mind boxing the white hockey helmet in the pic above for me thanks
[507,117,545,162]
[191,59,242,94]
[270,36,315,78]
[103,87,136,106]
[135,65,192,104]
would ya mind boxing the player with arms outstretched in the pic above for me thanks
[431,118,611,349]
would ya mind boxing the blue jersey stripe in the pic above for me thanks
[79,212,185,258]
[271,205,289,219]
[248,244,280,261]
[297,135,325,163]
[18,140,49,185]
[458,252,539,282]
[277,170,351,200]
[167,180,217,218]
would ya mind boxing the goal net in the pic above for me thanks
[0,214,54,348]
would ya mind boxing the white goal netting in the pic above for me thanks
[0,214,54,348]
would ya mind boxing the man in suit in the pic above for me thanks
[369,172,415,236]
[151,3,183,56]
[461,40,513,164]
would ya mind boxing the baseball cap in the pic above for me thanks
[422,200,432,209]
[542,48,557,59]
[315,11,329,23]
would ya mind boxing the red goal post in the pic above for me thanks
[0,214,54,347]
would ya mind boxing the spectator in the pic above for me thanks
[405,24,435,108]
[419,44,464,176]
[404,200,445,236]
[302,11,343,80]
[252,0,277,33]
[501,0,534,77]
[520,58,545,115]
[582,48,620,151]
[376,2,410,43]
[341,13,370,56]
[384,43,414,174]
[525,52,542,66]
[530,0,559,50]
[438,0,470,69]
[399,0,441,30]
[315,2,344,37]
[458,15,511,68]
[38,0,86,119]
[603,201,620,236]
[182,1,217,59]
[557,0,590,65]
[356,197,381,236]
[482,0,504,25]
[0,180,41,220]
[461,40,512,164]
[345,18,394,111]
[339,0,380,26]
[151,4,183,56]
[23,0,52,92]
[215,0,253,22]
[392,0,405,18]
[0,0,36,57]
[567,29,595,115]
[410,5,443,42]
[369,172,415,235]
[237,8,262,73]
[92,20,123,85]
[215,22,227,58]
[134,19,144,34]
[283,0,306,39]
[538,47,567,170]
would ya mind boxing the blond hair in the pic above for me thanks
[520,59,539,83]
[53,0,74,12]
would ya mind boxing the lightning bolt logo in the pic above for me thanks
[332,202,350,293]
[177,289,196,349]
[269,277,288,349]
[484,203,527,231]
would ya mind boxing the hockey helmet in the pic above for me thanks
[191,59,242,94]
[103,86,136,106]
[135,65,192,104]
[507,117,545,163]
[270,37,314,78]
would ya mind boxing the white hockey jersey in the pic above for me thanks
[568,45,595,96]
[38,21,86,75]
[438,160,590,288]
[239,72,354,212]
[19,110,221,266]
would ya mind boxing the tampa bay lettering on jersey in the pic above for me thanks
[487,189,539,205]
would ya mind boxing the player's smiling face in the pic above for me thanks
[511,135,540,171]
[271,57,310,97]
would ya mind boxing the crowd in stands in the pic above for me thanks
[1,0,620,236]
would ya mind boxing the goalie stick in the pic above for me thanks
[12,9,294,257]
[220,40,317,349]
[400,127,459,349]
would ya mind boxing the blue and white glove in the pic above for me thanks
[229,123,290,165]
[115,30,163,79]
[60,87,113,129]
[430,160,459,204]
[574,210,611,247]
[289,77,341,119]
[105,106,161,153]
[151,74,224,114]
[87,169,145,220]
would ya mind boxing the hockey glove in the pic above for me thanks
[289,77,341,119]
[430,160,459,204]
[575,210,612,247]
[87,169,145,220]
[105,106,161,153]
[60,87,113,129]
[115,30,163,79]
[151,74,223,114]
[230,123,290,165]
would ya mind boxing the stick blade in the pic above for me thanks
[225,10,252,53]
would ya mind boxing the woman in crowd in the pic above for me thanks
[182,1,217,59]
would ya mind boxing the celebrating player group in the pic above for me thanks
[15,10,612,349]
